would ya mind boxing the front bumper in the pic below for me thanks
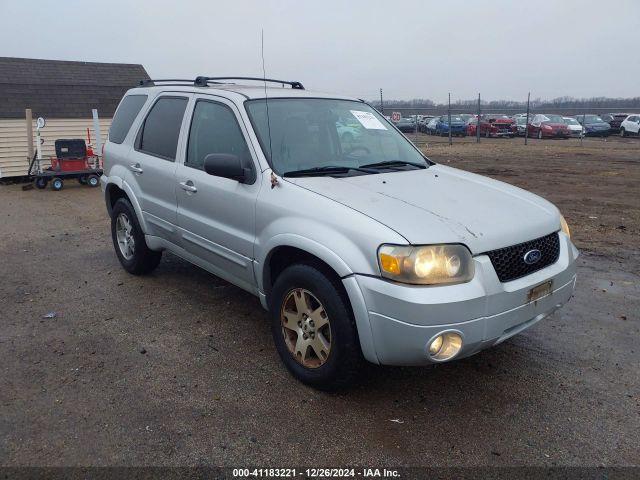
[585,129,610,137]
[349,233,578,366]
[542,130,570,138]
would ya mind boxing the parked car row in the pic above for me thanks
[390,112,640,139]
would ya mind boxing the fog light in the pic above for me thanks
[427,332,463,361]
[429,335,443,355]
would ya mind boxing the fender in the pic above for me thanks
[257,233,354,293]
[103,174,149,234]
[256,233,380,364]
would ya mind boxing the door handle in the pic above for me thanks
[179,181,197,193]
[129,163,143,174]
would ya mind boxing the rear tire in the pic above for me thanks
[35,177,47,189]
[78,176,87,185]
[110,198,162,275]
[269,263,364,390]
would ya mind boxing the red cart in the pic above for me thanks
[29,139,103,191]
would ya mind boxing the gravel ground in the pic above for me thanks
[0,137,638,468]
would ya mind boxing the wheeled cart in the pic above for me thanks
[27,139,102,191]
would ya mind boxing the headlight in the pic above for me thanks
[378,244,474,285]
[560,215,571,239]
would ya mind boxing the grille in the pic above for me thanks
[485,232,560,282]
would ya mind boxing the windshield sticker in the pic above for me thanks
[350,110,387,130]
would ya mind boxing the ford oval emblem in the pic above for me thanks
[523,249,542,265]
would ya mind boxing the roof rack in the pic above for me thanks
[138,79,194,86]
[194,76,304,89]
[138,77,304,89]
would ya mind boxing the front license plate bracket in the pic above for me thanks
[527,280,553,303]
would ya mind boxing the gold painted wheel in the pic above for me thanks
[280,288,331,368]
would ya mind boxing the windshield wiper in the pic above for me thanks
[359,160,427,170]
[282,165,375,177]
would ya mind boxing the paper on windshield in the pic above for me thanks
[350,110,387,130]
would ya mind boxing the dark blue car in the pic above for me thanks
[577,114,611,137]
[428,115,467,136]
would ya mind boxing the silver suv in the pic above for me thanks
[102,77,578,389]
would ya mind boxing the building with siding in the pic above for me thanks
[0,57,149,178]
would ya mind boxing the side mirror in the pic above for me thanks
[203,153,247,182]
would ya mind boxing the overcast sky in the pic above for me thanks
[1,0,638,102]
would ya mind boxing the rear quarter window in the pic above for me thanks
[109,95,148,144]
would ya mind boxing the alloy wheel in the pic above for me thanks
[280,288,331,368]
[115,213,135,260]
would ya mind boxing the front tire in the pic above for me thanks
[110,198,162,275]
[620,128,626,137]
[51,177,63,191]
[269,263,364,390]
[87,174,99,187]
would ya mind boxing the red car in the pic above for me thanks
[466,116,478,136]
[478,114,517,138]
[527,114,571,139]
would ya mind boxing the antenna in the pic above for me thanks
[261,29,275,186]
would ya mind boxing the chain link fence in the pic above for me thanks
[367,93,640,147]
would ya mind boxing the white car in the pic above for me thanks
[563,117,585,138]
[620,114,640,137]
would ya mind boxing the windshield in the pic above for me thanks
[516,117,527,125]
[582,115,603,123]
[564,118,580,125]
[245,98,430,174]
[542,114,565,123]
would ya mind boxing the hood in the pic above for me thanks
[287,165,560,254]
[492,119,514,125]
[585,122,610,128]
[543,122,569,129]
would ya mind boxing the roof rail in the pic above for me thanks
[138,79,194,86]
[194,76,304,89]
[139,77,305,89]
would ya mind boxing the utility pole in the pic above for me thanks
[476,93,481,143]
[448,93,452,146]
[379,88,384,115]
[524,92,531,145]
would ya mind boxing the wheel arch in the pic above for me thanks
[104,178,148,233]
[258,238,380,364]
[260,239,352,302]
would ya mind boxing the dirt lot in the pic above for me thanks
[1,136,638,469]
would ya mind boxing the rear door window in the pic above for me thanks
[109,95,148,144]
[136,96,188,161]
